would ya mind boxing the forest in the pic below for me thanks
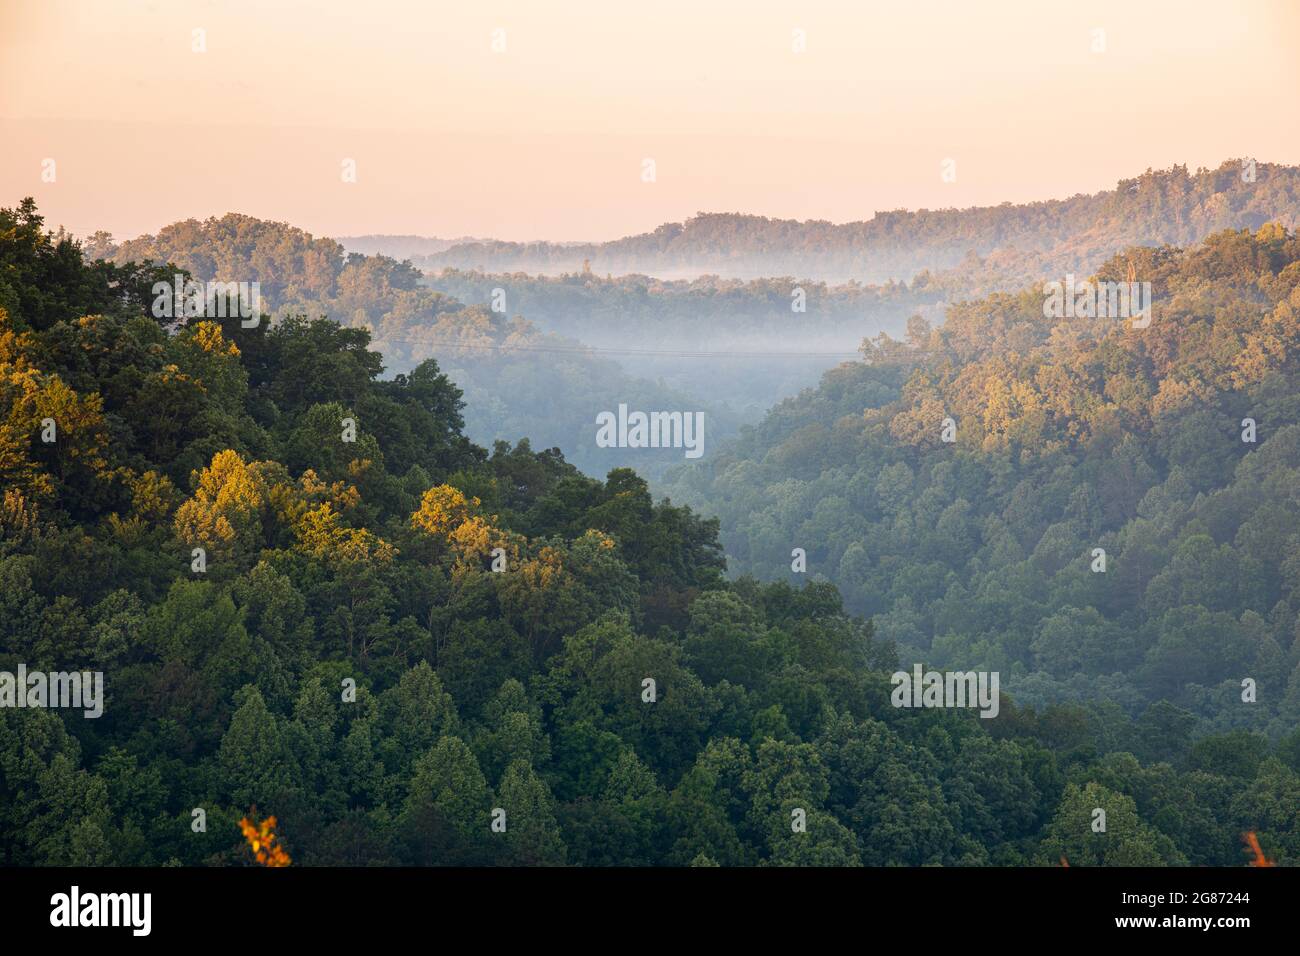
[82,162,1300,479]
[91,212,742,479]
[2,195,1298,867]
[663,224,1300,737]
[402,161,1300,283]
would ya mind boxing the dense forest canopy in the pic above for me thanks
[663,224,1300,742]
[2,197,1298,867]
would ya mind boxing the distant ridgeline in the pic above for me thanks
[423,269,946,351]
[401,161,1300,284]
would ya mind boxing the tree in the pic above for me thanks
[1041,782,1184,866]
[217,685,298,811]
[496,759,566,865]
[404,736,491,847]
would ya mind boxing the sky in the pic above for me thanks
[2,0,1298,243]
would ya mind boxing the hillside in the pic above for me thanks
[662,224,1300,741]
[88,212,738,479]
[406,161,1300,283]
[5,197,1298,867]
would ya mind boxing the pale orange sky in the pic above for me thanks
[2,0,1298,243]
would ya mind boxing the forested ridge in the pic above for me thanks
[407,160,1300,283]
[82,164,1300,473]
[87,210,740,479]
[664,224,1300,744]
[2,198,1298,867]
[423,268,944,420]
[425,269,944,348]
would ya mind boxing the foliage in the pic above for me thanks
[2,199,1295,867]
